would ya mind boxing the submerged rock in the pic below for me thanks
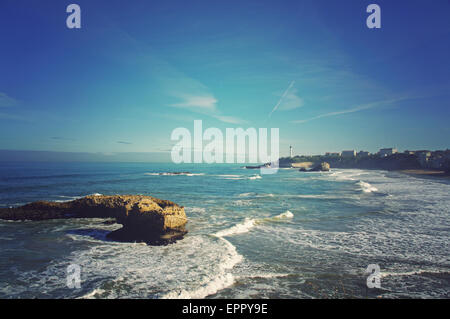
[310,162,331,172]
[0,195,188,245]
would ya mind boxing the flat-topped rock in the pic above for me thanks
[0,195,188,245]
[310,162,331,172]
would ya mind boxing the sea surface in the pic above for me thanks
[0,162,449,299]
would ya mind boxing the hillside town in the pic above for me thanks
[321,148,450,170]
[280,147,450,173]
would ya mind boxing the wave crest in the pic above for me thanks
[356,181,378,193]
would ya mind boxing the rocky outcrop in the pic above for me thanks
[0,195,188,245]
[310,162,330,172]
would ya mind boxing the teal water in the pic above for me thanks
[0,162,449,298]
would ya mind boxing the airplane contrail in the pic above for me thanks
[268,80,295,118]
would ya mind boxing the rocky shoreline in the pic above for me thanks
[0,195,188,245]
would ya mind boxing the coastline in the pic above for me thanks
[396,169,450,179]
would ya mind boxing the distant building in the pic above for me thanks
[357,151,370,157]
[416,150,431,167]
[290,146,293,158]
[378,148,398,157]
[325,152,341,157]
[404,150,415,155]
[415,150,431,157]
[341,150,356,157]
[430,156,445,169]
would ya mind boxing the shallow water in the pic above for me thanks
[0,162,449,298]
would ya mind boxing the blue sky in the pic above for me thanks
[0,0,449,161]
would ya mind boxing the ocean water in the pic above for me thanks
[0,162,449,299]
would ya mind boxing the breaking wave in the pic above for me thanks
[163,237,243,299]
[214,218,256,237]
[214,211,294,238]
[356,181,378,193]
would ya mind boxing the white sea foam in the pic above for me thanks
[283,194,341,199]
[43,233,242,300]
[272,210,294,219]
[238,192,255,197]
[219,174,261,180]
[144,172,205,176]
[329,169,364,181]
[238,192,274,198]
[217,174,242,178]
[380,270,448,278]
[356,181,378,193]
[163,273,235,299]
[238,273,290,279]
[163,210,292,299]
[185,207,207,214]
[214,218,257,237]
[214,211,294,237]
[78,288,106,299]
[162,237,243,299]
[232,199,253,206]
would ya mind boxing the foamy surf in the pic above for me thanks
[380,269,448,278]
[272,210,294,219]
[238,272,290,279]
[162,273,235,299]
[214,211,294,238]
[214,218,256,237]
[219,174,261,180]
[238,192,274,198]
[79,288,106,299]
[162,237,243,299]
[356,181,378,193]
[173,211,295,299]
[185,207,207,214]
[144,172,204,176]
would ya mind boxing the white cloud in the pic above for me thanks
[168,93,247,125]
[212,114,247,124]
[170,94,217,111]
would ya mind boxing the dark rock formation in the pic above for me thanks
[310,162,330,172]
[298,168,307,172]
[0,195,188,245]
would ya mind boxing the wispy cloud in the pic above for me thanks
[212,114,248,124]
[170,94,218,111]
[0,92,18,107]
[117,141,133,145]
[169,93,247,124]
[269,81,303,118]
[291,97,407,124]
